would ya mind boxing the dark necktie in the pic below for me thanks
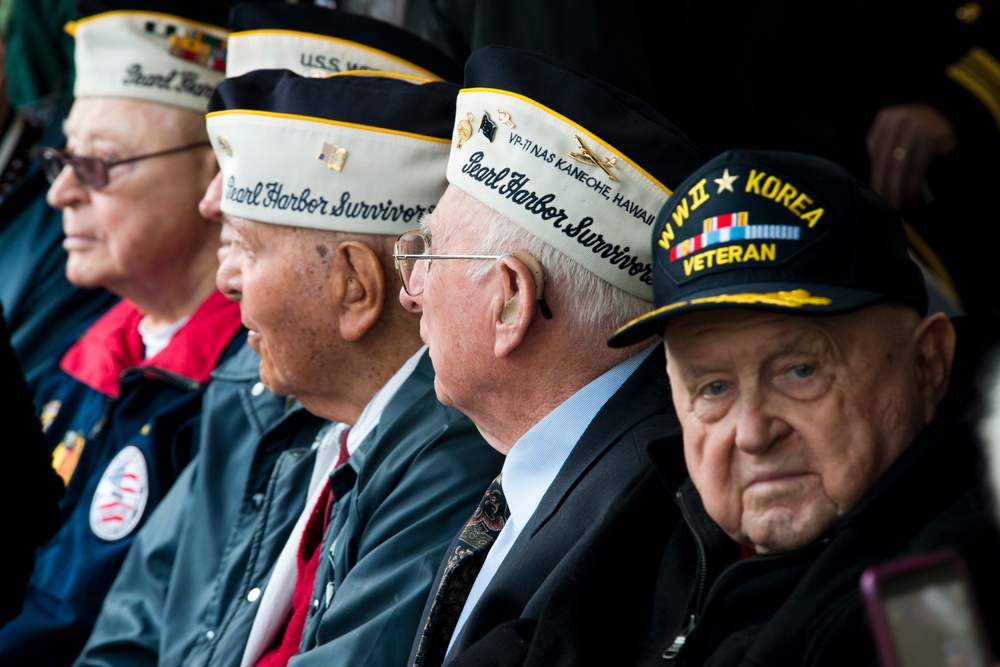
[412,473,510,667]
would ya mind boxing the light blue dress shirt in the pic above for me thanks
[446,344,656,652]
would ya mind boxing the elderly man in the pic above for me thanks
[0,3,243,665]
[1,2,117,391]
[94,66,499,667]
[455,148,1000,666]
[77,7,469,666]
[396,45,707,666]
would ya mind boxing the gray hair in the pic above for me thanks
[457,200,650,337]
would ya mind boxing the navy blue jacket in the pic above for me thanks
[0,292,244,666]
[77,343,326,667]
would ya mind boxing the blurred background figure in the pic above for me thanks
[401,0,998,314]
[0,302,65,629]
[982,355,1000,520]
[1,0,116,391]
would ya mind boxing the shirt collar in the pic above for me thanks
[345,345,427,455]
[501,344,656,526]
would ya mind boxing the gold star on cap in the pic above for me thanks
[714,168,738,193]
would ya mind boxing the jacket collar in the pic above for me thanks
[59,290,244,397]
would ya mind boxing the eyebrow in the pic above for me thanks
[418,211,434,236]
[225,216,259,242]
[676,332,821,381]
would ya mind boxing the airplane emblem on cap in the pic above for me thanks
[568,135,619,182]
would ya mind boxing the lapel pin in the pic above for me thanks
[456,112,475,149]
[479,110,498,142]
[568,135,619,182]
[496,109,516,129]
[317,141,347,172]
[216,136,232,156]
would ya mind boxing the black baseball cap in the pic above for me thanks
[608,149,928,347]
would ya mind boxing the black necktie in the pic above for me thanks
[412,474,510,667]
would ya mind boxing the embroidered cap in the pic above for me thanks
[206,69,457,233]
[446,46,707,302]
[608,149,929,347]
[225,2,462,81]
[70,0,234,112]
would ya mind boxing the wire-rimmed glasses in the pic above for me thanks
[40,141,212,191]
[393,230,512,297]
[393,230,553,318]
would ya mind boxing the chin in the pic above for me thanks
[65,270,103,291]
[432,377,455,409]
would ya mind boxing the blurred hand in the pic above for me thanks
[866,103,958,208]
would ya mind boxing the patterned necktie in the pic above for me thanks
[412,473,510,667]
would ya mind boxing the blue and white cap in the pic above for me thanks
[206,69,458,234]
[71,0,232,111]
[447,46,707,301]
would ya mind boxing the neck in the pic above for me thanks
[129,251,220,327]
[472,330,634,455]
[300,315,424,426]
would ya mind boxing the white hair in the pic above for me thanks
[456,200,650,337]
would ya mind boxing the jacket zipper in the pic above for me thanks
[662,487,826,661]
[662,486,709,660]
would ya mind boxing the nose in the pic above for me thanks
[732,393,789,455]
[398,285,422,314]
[216,226,242,302]
[199,171,224,223]
[217,219,234,266]
[46,161,89,210]
[397,257,426,313]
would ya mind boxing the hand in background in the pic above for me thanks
[867,103,958,209]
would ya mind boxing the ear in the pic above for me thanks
[912,312,957,419]
[335,241,386,342]
[493,254,539,358]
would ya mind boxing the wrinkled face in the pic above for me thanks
[217,216,339,399]
[398,186,496,416]
[46,97,215,296]
[665,307,931,554]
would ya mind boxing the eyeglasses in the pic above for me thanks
[393,230,506,296]
[393,230,553,318]
[40,141,212,191]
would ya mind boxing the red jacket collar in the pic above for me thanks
[60,291,243,397]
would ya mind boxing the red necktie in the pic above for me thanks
[255,429,351,667]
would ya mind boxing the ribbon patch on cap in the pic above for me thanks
[168,30,227,72]
[658,167,827,283]
[668,212,801,262]
[89,445,150,541]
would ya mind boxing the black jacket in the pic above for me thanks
[449,311,1000,667]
